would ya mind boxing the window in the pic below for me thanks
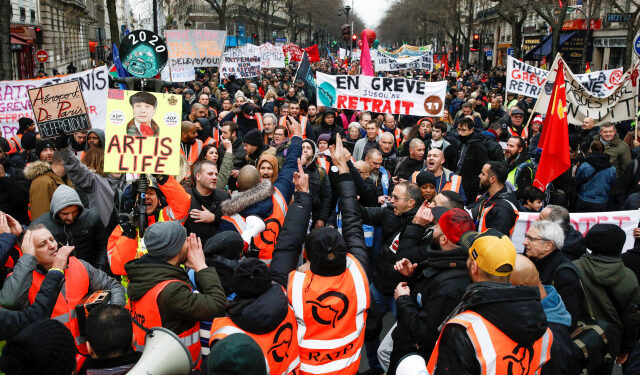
[20,7,26,21]
[31,10,35,22]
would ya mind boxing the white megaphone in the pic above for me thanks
[127,327,193,375]
[395,353,429,375]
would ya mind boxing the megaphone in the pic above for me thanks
[127,327,193,375]
[395,353,428,375]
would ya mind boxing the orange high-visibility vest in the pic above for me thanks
[287,254,369,375]
[280,116,308,139]
[427,310,553,375]
[478,199,520,236]
[222,188,287,264]
[27,257,90,354]
[210,300,301,375]
[443,174,462,193]
[180,139,204,166]
[204,128,221,147]
[507,125,528,140]
[128,279,201,367]
[317,157,331,173]
[8,134,23,155]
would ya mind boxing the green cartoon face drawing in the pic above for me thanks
[318,82,337,107]
[119,30,168,78]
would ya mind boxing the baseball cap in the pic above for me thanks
[434,208,475,245]
[459,229,516,277]
[511,108,524,116]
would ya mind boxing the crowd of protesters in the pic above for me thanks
[0,58,640,375]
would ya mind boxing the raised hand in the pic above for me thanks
[185,233,207,272]
[293,158,309,193]
[20,230,36,256]
[51,246,74,270]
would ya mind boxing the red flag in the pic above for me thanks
[585,62,591,73]
[444,59,450,76]
[455,59,461,77]
[533,59,570,191]
[304,44,320,62]
[360,32,374,76]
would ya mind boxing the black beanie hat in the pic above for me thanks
[242,129,264,147]
[35,139,56,159]
[0,137,10,153]
[204,231,245,260]
[231,258,272,298]
[416,170,437,187]
[0,319,76,375]
[305,227,347,277]
[18,117,34,133]
[585,223,626,257]
[21,132,37,150]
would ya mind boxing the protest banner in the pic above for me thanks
[119,30,168,78]
[27,81,91,138]
[512,210,640,254]
[260,43,285,68]
[374,49,434,72]
[0,66,109,140]
[104,89,181,175]
[283,43,303,62]
[506,55,624,98]
[316,72,446,116]
[379,44,431,59]
[531,54,640,126]
[165,30,226,67]
[220,44,261,79]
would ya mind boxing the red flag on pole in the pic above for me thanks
[455,59,461,77]
[304,44,320,62]
[585,62,591,73]
[360,32,374,76]
[533,57,571,191]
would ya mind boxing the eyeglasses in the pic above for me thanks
[524,235,548,243]
[391,195,409,201]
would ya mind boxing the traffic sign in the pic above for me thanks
[507,48,513,56]
[634,32,640,57]
[486,50,493,57]
[36,50,49,63]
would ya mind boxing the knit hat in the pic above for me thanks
[460,229,516,276]
[129,91,158,108]
[415,170,436,187]
[18,117,34,133]
[35,139,56,159]
[317,133,331,145]
[204,231,245,260]
[434,208,475,245]
[231,258,272,298]
[305,227,347,276]
[585,224,626,257]
[21,132,37,150]
[242,129,263,147]
[143,221,187,262]
[532,115,544,126]
[0,319,76,375]
[207,333,267,375]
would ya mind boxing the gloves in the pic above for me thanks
[54,135,68,150]
[118,215,137,239]
[152,174,169,185]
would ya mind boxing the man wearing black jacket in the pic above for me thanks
[389,207,475,374]
[470,161,519,236]
[185,160,229,243]
[456,117,488,201]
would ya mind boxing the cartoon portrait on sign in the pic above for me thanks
[126,91,160,137]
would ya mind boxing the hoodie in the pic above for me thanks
[257,153,279,183]
[575,153,617,203]
[31,185,108,267]
[87,129,105,148]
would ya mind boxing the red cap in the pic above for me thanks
[438,208,475,245]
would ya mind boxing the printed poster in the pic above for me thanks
[220,44,262,79]
[27,80,91,138]
[260,43,285,68]
[104,89,181,175]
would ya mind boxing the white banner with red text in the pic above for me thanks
[512,210,640,254]
[315,72,446,116]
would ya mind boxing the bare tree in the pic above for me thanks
[106,0,120,48]
[0,0,12,79]
[579,0,604,72]
[491,0,528,59]
[609,0,640,68]
[532,0,569,59]
[202,0,228,30]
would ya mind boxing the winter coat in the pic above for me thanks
[84,352,142,375]
[184,186,229,244]
[574,254,640,357]
[622,248,640,284]
[0,156,30,224]
[593,133,631,179]
[125,256,226,334]
[456,131,488,201]
[303,161,332,223]
[216,149,234,190]
[353,137,380,161]
[31,185,108,268]
[532,250,587,328]
[394,157,426,181]
[469,187,519,236]
[540,285,580,375]
[431,282,549,375]
[575,153,617,204]
[0,253,125,310]
[23,161,72,221]
[391,247,471,371]
[561,226,587,261]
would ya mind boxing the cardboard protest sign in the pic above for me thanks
[316,72,446,116]
[260,43,285,68]
[512,210,640,254]
[531,54,639,126]
[104,89,181,175]
[119,30,168,78]
[220,44,261,79]
[374,49,434,72]
[27,81,91,138]
[165,30,226,67]
[506,56,624,98]
[0,66,109,140]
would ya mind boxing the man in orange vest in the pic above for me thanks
[425,229,553,374]
[425,148,466,202]
[0,225,126,356]
[280,101,314,140]
[125,221,227,368]
[7,117,36,155]
[180,121,204,167]
[471,161,519,237]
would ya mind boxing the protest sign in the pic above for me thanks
[512,210,640,254]
[531,54,639,126]
[283,43,303,62]
[339,48,347,60]
[379,44,431,59]
[165,30,226,67]
[27,81,91,138]
[220,44,261,79]
[0,66,109,140]
[351,49,362,61]
[260,43,285,68]
[104,89,181,175]
[119,30,168,78]
[374,49,434,72]
[506,55,624,98]
[316,72,446,116]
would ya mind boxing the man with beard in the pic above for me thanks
[471,161,519,237]
[279,102,314,140]
[456,117,488,201]
[365,148,392,202]
[504,136,535,192]
[390,207,475,373]
[306,104,320,128]
[261,113,277,145]
[180,121,203,167]
[69,131,87,155]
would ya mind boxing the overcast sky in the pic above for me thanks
[351,0,393,28]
